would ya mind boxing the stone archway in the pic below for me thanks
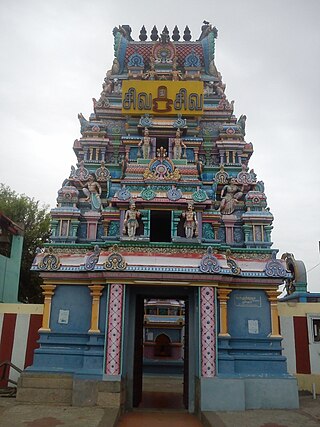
[154,333,172,357]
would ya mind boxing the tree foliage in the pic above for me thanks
[0,183,51,303]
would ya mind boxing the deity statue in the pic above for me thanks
[111,58,120,75]
[102,77,114,95]
[237,114,247,136]
[123,202,141,238]
[79,173,102,211]
[219,178,244,215]
[173,129,186,159]
[139,128,151,159]
[182,203,198,239]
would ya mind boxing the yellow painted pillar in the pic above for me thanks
[266,290,281,337]
[218,289,232,336]
[88,285,104,333]
[39,284,56,331]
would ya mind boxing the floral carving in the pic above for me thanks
[38,247,60,271]
[265,252,286,277]
[199,246,221,273]
[167,187,182,201]
[192,188,207,202]
[215,165,229,184]
[104,245,127,271]
[140,186,156,200]
[84,245,100,271]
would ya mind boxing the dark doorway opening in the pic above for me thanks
[150,210,171,242]
[156,137,169,154]
[133,294,188,410]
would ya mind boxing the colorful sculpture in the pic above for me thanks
[172,128,186,159]
[219,178,244,215]
[182,203,198,238]
[78,173,102,211]
[123,202,141,238]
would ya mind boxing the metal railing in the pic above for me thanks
[0,361,22,386]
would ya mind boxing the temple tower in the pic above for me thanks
[22,23,306,411]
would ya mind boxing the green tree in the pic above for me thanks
[0,184,51,303]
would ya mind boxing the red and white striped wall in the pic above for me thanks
[278,301,320,393]
[0,304,43,387]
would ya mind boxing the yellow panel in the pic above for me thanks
[122,80,204,116]
[0,303,44,314]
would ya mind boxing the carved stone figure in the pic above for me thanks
[197,21,218,41]
[113,79,122,94]
[79,173,102,211]
[102,78,114,94]
[139,128,151,159]
[204,81,215,96]
[173,129,186,159]
[209,59,218,77]
[219,178,243,215]
[111,58,120,75]
[123,202,141,238]
[182,203,198,238]
[237,114,247,135]
[214,81,226,97]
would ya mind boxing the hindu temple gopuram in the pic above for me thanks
[22,23,308,412]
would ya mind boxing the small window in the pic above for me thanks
[308,315,320,343]
[312,318,320,342]
[156,137,169,153]
[150,210,171,242]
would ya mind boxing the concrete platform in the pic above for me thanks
[202,395,320,427]
[0,394,319,426]
[0,398,119,427]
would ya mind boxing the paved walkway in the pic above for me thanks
[202,396,320,427]
[0,395,319,427]
[117,411,202,427]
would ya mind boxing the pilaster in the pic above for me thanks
[83,211,101,240]
[39,284,56,331]
[88,285,104,333]
[218,288,232,336]
[222,214,237,244]
[266,290,281,337]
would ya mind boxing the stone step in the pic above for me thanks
[16,387,72,405]
[143,375,183,392]
[18,373,73,390]
[17,373,122,408]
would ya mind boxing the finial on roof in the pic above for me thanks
[150,25,159,41]
[183,25,192,41]
[139,25,147,41]
[160,25,170,43]
[172,25,180,41]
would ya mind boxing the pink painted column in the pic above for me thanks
[222,214,237,244]
[83,211,100,240]
[105,284,125,376]
[200,286,216,377]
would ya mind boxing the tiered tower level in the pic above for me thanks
[29,23,306,411]
[41,22,289,269]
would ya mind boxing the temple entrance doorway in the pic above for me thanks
[125,285,197,412]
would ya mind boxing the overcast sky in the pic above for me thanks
[0,0,319,291]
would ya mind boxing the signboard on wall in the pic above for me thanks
[234,295,262,308]
[122,80,204,116]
